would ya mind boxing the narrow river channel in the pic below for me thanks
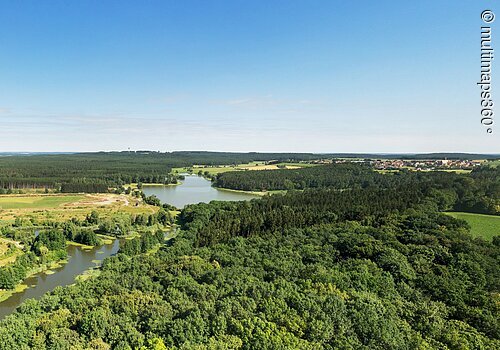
[0,240,120,320]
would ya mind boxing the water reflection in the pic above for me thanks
[142,175,259,208]
[0,240,119,320]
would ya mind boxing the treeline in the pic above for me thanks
[66,208,174,239]
[214,163,377,190]
[60,182,109,193]
[1,151,497,193]
[179,187,427,246]
[214,164,500,215]
[0,153,180,192]
[119,230,165,255]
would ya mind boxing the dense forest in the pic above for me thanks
[214,164,500,215]
[0,153,175,192]
[1,152,497,193]
[0,152,324,192]
[0,163,498,349]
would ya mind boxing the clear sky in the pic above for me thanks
[0,0,498,153]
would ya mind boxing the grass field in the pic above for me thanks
[445,212,500,241]
[0,193,158,225]
[437,169,472,174]
[0,195,85,209]
[172,162,318,175]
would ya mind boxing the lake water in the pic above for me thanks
[142,174,260,208]
[0,240,120,320]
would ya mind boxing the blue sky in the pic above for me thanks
[0,0,498,153]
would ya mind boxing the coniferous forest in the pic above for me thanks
[0,162,498,349]
[1,152,496,193]
[214,164,500,215]
[0,152,322,192]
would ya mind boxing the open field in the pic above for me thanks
[237,163,302,171]
[0,193,158,224]
[374,169,400,174]
[173,162,476,176]
[399,167,472,174]
[0,195,85,209]
[437,169,472,174]
[374,168,473,174]
[172,161,318,175]
[445,212,500,241]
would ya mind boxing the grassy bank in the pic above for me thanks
[0,258,68,302]
[214,186,286,197]
[125,182,181,189]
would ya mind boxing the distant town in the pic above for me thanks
[309,158,487,171]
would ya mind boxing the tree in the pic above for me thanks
[87,211,101,225]
[75,229,100,246]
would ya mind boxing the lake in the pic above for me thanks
[142,174,260,208]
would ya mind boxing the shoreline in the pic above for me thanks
[142,182,182,187]
[0,258,68,303]
[0,234,121,305]
[213,186,285,196]
[0,236,118,303]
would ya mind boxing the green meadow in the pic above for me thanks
[171,161,316,175]
[446,212,500,241]
[0,195,85,210]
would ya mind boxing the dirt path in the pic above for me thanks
[64,194,131,208]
